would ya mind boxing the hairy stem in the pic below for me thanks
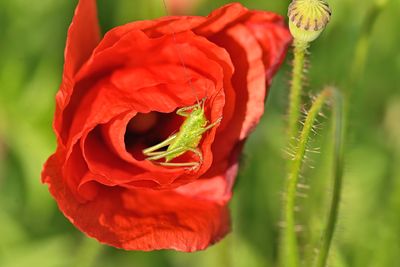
[308,1,389,266]
[288,40,309,141]
[282,88,332,267]
[313,88,344,267]
[309,2,386,264]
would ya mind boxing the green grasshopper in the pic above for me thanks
[142,98,222,170]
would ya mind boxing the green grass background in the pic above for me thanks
[0,0,399,266]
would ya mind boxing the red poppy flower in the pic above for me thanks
[42,0,291,251]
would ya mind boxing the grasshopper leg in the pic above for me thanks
[176,104,197,117]
[145,146,186,161]
[142,134,177,155]
[176,98,206,117]
[149,147,203,170]
[144,150,171,157]
[187,148,203,165]
[195,116,223,135]
[156,162,198,168]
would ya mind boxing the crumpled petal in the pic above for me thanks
[43,154,230,251]
[54,0,100,141]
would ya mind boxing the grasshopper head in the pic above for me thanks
[190,101,207,127]
[191,104,205,117]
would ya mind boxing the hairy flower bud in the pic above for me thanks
[288,0,331,43]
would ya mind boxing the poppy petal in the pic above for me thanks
[43,155,230,252]
[55,0,100,132]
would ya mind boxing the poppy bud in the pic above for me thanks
[288,0,331,43]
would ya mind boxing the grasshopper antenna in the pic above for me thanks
[161,0,200,106]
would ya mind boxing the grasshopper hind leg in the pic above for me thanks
[142,134,177,156]
[154,147,203,171]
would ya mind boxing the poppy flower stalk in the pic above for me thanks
[282,88,332,267]
[282,1,331,267]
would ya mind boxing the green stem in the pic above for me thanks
[288,40,309,141]
[348,0,388,88]
[282,88,332,267]
[311,2,387,264]
[313,89,344,267]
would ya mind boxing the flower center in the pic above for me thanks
[127,112,159,134]
[124,111,183,160]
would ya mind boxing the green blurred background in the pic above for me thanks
[0,0,399,266]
